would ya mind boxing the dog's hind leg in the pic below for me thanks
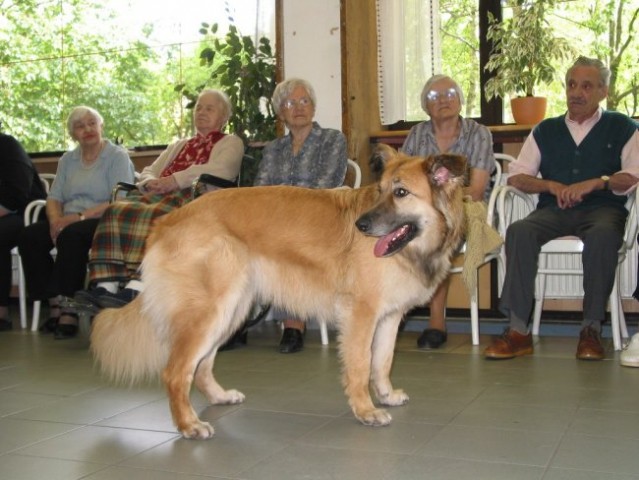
[162,317,228,440]
[193,351,245,405]
[370,312,409,407]
[339,305,393,427]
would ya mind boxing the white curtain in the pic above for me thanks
[376,0,441,125]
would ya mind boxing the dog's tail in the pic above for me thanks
[90,295,168,385]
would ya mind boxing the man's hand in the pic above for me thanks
[552,179,599,209]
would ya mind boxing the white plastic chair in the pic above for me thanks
[11,174,55,329]
[17,200,49,330]
[497,185,638,351]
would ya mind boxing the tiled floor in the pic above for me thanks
[1,311,639,480]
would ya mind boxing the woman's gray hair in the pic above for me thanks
[272,78,317,116]
[66,106,104,137]
[420,74,465,112]
[566,56,611,87]
[197,89,233,127]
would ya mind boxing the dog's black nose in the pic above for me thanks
[355,216,370,233]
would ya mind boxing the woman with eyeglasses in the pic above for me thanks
[402,74,495,349]
[230,77,347,354]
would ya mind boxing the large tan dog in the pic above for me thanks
[90,145,466,439]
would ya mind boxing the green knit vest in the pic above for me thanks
[533,111,636,210]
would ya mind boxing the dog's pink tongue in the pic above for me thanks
[373,225,408,257]
[374,236,392,257]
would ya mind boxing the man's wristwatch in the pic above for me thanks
[601,175,610,191]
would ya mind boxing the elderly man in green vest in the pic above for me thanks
[485,56,639,361]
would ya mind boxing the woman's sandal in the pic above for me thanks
[54,312,79,340]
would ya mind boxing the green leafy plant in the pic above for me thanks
[484,0,575,100]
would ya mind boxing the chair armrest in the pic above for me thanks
[192,174,238,198]
[622,188,639,251]
[110,182,139,202]
[23,199,47,226]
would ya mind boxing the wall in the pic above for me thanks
[282,0,342,130]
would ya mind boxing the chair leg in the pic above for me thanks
[470,295,480,346]
[31,300,41,332]
[470,270,480,345]
[319,320,329,345]
[18,258,27,329]
[532,255,548,336]
[609,276,625,351]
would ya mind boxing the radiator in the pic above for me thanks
[538,242,638,298]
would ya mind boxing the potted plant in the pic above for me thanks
[483,0,575,124]
[176,22,277,185]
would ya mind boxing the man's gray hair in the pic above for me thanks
[566,56,611,87]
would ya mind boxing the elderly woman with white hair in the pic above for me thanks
[18,106,135,339]
[226,77,348,354]
[74,89,244,322]
[401,74,495,350]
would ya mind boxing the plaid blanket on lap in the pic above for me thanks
[88,189,192,284]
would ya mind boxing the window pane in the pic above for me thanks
[0,0,275,152]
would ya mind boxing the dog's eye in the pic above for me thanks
[394,187,409,198]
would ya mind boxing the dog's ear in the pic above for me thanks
[369,144,397,180]
[425,154,467,186]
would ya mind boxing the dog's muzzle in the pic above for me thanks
[356,213,417,258]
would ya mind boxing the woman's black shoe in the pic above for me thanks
[279,327,304,354]
[54,312,79,340]
[219,330,248,351]
[39,316,59,334]
[417,328,447,349]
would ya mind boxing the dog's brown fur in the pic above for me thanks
[90,145,466,439]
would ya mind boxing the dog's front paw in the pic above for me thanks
[378,389,409,406]
[212,388,245,405]
[179,420,215,440]
[355,407,393,426]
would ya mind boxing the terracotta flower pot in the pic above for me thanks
[510,96,547,125]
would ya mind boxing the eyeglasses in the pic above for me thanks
[282,97,312,109]
[425,88,458,103]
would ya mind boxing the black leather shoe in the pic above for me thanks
[54,313,79,340]
[39,316,59,334]
[279,327,304,354]
[219,330,248,351]
[417,328,448,349]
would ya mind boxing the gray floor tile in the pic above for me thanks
[419,424,562,465]
[551,433,639,476]
[0,454,105,480]
[14,425,178,464]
